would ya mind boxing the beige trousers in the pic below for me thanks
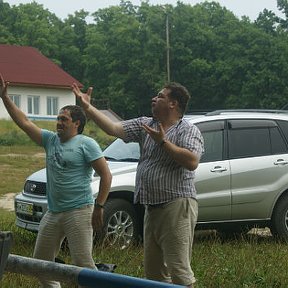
[144,198,198,286]
[33,205,96,288]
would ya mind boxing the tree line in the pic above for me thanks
[1,0,288,118]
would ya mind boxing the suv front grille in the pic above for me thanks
[24,180,46,196]
[16,209,43,223]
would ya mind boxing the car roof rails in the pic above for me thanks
[206,109,288,116]
[186,110,211,115]
[281,103,288,110]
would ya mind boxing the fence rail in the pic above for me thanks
[1,231,184,288]
[5,254,184,288]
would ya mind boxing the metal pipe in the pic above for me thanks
[6,254,81,284]
[5,254,185,288]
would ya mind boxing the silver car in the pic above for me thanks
[15,110,288,247]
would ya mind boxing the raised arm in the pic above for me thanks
[72,83,125,139]
[0,74,42,145]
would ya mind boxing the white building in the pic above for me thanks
[0,45,83,120]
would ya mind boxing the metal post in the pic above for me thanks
[165,11,170,83]
[0,231,13,280]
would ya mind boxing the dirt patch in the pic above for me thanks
[249,227,272,236]
[0,153,45,158]
[194,227,272,238]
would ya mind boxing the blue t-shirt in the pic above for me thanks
[41,129,103,212]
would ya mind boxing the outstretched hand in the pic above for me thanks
[0,74,9,99]
[72,83,93,110]
[142,122,165,144]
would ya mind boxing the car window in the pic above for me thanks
[270,127,288,154]
[229,127,270,158]
[103,138,140,162]
[201,130,224,162]
[196,121,224,163]
[276,120,288,144]
[228,119,287,159]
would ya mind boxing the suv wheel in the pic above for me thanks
[271,194,288,241]
[95,198,140,249]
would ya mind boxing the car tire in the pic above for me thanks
[94,198,140,249]
[271,194,288,241]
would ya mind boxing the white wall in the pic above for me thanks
[0,86,75,120]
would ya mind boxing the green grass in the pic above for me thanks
[192,234,288,287]
[1,207,288,287]
[1,131,288,287]
[0,146,45,197]
[0,210,144,288]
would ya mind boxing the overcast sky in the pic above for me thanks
[5,0,284,21]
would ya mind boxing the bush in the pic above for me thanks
[0,130,36,146]
[0,120,115,149]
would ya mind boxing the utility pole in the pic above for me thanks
[165,11,170,83]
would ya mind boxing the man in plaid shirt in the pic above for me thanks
[73,82,204,288]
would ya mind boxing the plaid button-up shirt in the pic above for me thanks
[122,117,204,205]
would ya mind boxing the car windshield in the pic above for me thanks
[103,138,140,162]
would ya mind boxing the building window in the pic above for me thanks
[27,96,40,115]
[47,97,58,115]
[9,95,21,108]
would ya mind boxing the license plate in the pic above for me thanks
[16,202,33,215]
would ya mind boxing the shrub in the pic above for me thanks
[0,120,114,149]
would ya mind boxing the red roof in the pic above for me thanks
[0,44,83,88]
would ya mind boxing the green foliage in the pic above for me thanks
[84,120,115,149]
[0,120,35,145]
[0,120,114,148]
[0,130,33,146]
[2,0,288,117]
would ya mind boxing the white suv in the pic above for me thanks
[15,110,288,248]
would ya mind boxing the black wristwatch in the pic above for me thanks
[160,139,167,147]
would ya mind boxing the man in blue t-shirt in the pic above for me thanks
[0,74,112,288]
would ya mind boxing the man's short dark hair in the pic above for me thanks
[164,82,191,116]
[60,105,86,134]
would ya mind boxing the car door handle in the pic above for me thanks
[274,159,288,166]
[210,166,228,172]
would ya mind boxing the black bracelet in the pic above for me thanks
[94,201,104,209]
